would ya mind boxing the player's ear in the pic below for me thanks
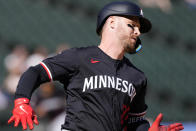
[102,16,118,34]
[107,16,116,30]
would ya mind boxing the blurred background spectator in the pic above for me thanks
[0,88,8,111]
[138,0,172,13]
[30,82,66,131]
[26,45,48,68]
[185,0,196,9]
[3,45,28,98]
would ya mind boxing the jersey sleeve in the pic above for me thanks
[15,48,79,100]
[126,78,150,131]
[41,48,79,82]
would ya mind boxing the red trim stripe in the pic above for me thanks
[40,62,52,81]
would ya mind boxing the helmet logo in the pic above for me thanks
[140,9,143,16]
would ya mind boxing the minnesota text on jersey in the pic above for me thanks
[83,75,136,101]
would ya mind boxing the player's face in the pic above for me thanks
[116,16,141,53]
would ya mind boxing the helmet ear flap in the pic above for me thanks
[129,37,142,54]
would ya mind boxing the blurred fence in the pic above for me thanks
[0,0,196,130]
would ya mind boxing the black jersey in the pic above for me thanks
[39,46,148,131]
[16,46,148,131]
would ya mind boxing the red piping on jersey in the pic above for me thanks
[121,104,130,125]
[40,62,52,81]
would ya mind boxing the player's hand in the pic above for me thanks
[148,113,184,131]
[8,98,39,130]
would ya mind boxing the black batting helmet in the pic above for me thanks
[96,1,152,54]
[96,1,152,35]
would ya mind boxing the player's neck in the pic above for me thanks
[98,38,125,60]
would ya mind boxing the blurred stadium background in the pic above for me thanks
[0,0,195,131]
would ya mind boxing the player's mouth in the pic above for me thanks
[131,37,137,43]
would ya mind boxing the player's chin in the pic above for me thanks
[129,40,136,48]
[125,44,135,54]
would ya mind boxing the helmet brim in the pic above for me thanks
[139,17,152,33]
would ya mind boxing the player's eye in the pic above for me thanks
[127,24,135,30]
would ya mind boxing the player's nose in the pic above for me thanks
[134,27,141,37]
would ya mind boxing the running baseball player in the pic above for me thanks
[8,1,184,131]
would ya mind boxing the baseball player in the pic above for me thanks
[8,1,184,131]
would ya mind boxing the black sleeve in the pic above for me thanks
[15,48,79,100]
[126,78,150,131]
[125,120,150,131]
[15,64,50,99]
[41,48,79,82]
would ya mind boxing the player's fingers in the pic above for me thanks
[21,116,27,130]
[14,116,20,127]
[172,126,184,131]
[27,116,34,130]
[168,123,183,129]
[170,128,184,131]
[8,116,15,124]
[152,113,163,126]
[33,115,39,125]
